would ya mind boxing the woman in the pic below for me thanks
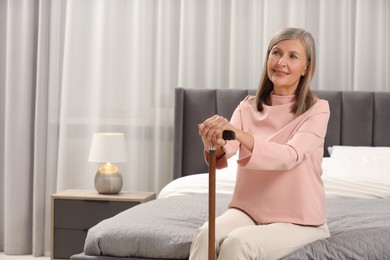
[190,28,331,259]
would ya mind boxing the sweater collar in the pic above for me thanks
[270,93,295,106]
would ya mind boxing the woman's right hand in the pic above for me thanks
[198,115,234,149]
[199,115,254,153]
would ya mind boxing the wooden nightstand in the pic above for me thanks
[51,189,156,260]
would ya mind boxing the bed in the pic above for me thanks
[71,88,390,260]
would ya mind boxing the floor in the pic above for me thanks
[0,253,50,260]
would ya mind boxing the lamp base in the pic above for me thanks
[94,168,123,194]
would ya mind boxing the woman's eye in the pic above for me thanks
[290,54,298,59]
[272,50,281,56]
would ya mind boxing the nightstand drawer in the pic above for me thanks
[54,199,138,229]
[54,229,87,259]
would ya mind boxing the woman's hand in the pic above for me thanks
[198,115,235,149]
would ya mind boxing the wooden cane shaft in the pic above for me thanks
[208,148,216,260]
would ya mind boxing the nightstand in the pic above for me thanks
[51,189,156,260]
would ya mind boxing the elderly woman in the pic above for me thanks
[190,27,330,260]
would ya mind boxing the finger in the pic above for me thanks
[199,115,227,146]
[199,124,216,148]
[199,116,218,137]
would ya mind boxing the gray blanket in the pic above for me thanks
[84,194,230,259]
[282,198,390,260]
[84,194,390,259]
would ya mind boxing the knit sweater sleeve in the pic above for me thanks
[237,100,330,171]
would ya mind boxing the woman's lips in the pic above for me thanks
[273,69,289,77]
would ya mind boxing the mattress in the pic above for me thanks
[75,152,390,260]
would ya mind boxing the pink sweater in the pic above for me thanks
[217,94,330,226]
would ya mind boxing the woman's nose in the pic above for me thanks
[277,56,285,65]
[277,56,287,67]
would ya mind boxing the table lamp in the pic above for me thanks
[88,132,128,194]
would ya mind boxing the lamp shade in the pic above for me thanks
[88,133,127,163]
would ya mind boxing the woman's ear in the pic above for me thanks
[302,66,308,76]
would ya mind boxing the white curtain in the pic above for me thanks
[0,0,52,255]
[1,0,389,256]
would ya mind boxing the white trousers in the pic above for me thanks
[189,208,330,260]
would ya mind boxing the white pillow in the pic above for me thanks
[326,145,390,181]
[322,156,390,181]
[322,146,390,198]
[329,145,390,158]
[322,156,390,198]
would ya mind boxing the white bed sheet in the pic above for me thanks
[159,157,390,199]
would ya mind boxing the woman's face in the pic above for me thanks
[267,39,308,95]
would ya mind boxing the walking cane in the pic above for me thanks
[208,130,235,260]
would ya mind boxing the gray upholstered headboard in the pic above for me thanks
[173,88,390,179]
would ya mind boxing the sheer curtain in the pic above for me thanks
[1,0,389,256]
